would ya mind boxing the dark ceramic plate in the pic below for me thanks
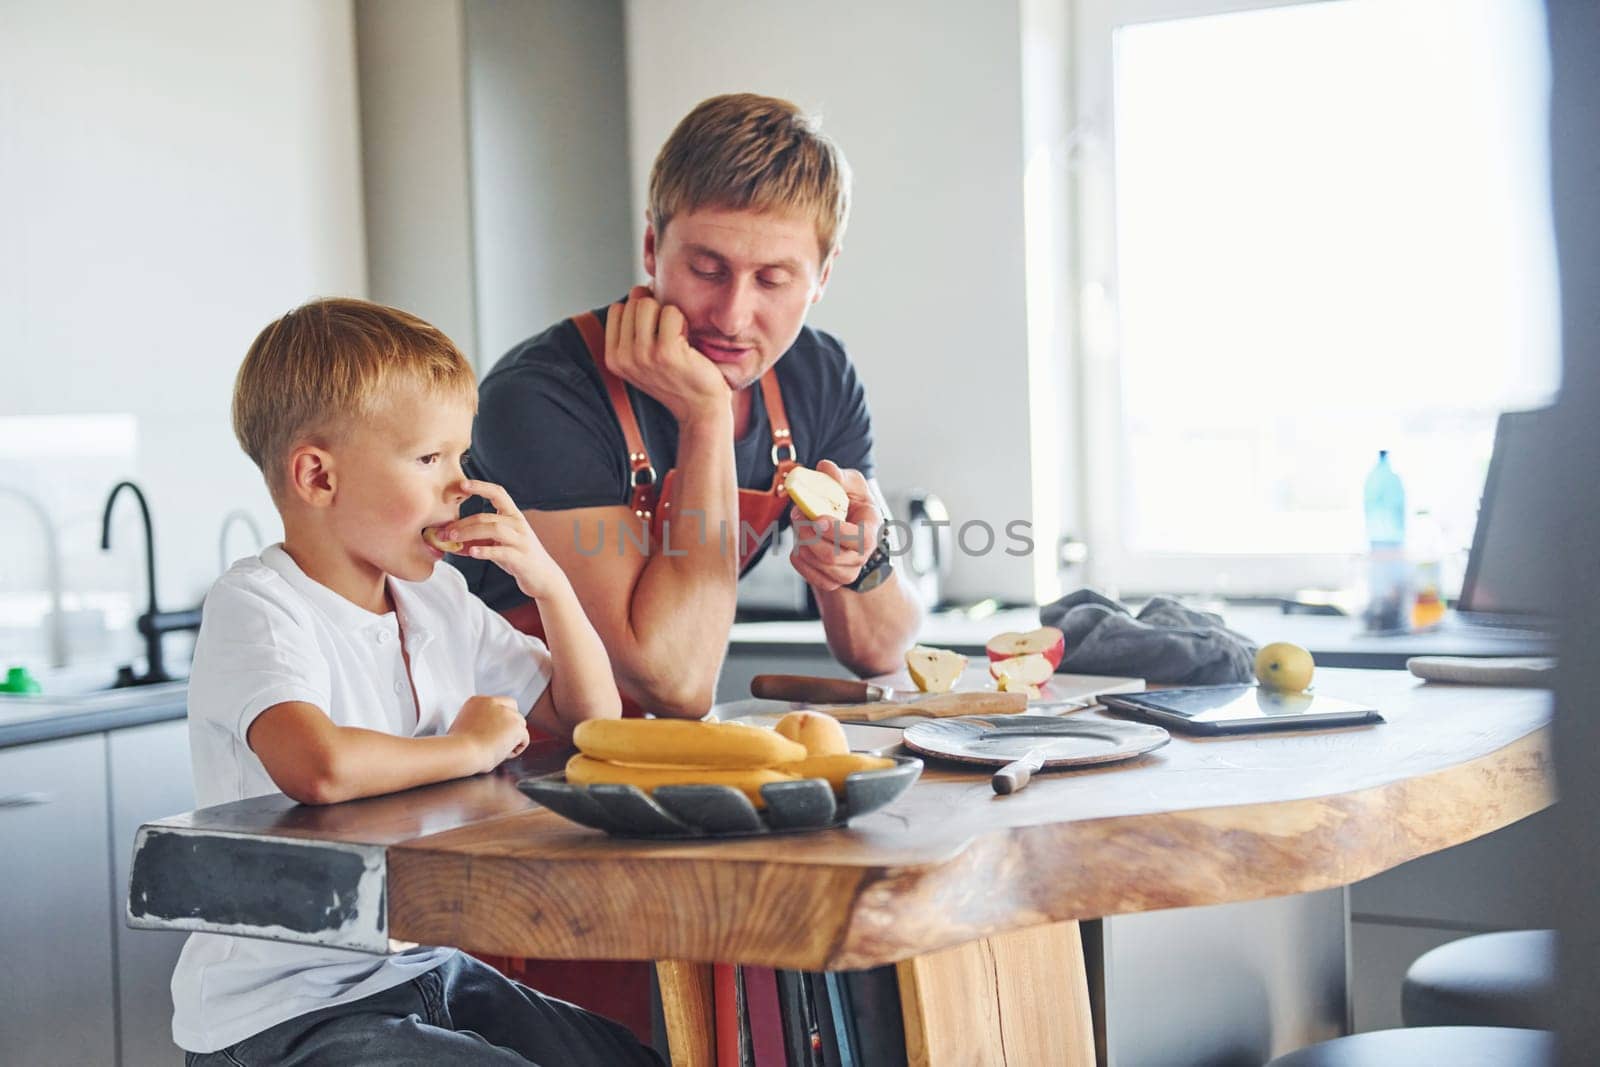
[517,755,923,839]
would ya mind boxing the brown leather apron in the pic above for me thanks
[480,311,799,1041]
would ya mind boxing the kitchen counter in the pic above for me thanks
[0,680,187,749]
[1,600,1547,749]
[731,603,1553,669]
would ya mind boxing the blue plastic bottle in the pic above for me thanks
[1363,451,1406,546]
[1362,451,1411,632]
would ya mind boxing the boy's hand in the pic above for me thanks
[449,695,530,772]
[444,479,568,601]
[788,460,882,593]
[606,285,731,425]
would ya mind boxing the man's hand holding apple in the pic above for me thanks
[788,460,882,593]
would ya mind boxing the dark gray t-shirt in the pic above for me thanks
[454,305,876,611]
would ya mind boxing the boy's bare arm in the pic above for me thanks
[524,581,623,736]
[248,698,528,806]
[442,478,630,730]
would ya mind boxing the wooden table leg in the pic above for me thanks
[897,920,1096,1067]
[656,960,716,1067]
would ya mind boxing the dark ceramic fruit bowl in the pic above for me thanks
[516,755,923,839]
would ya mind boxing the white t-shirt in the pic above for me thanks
[171,544,553,1053]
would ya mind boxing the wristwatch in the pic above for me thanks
[844,525,895,593]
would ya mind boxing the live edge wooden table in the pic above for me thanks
[129,669,1552,1066]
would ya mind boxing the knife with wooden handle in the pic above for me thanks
[992,748,1048,795]
[750,675,897,704]
[748,675,1028,721]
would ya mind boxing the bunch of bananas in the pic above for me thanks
[568,712,893,808]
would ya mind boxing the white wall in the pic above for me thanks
[624,0,1045,603]
[465,0,634,365]
[0,1,366,669]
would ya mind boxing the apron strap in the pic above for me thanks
[572,312,657,520]
[757,367,799,488]
[572,309,799,506]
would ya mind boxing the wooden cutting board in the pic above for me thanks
[820,690,1029,722]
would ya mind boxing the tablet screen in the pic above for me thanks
[1102,685,1382,731]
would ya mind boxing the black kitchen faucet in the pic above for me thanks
[100,480,202,687]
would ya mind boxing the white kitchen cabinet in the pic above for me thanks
[0,734,117,1067]
[1348,809,1557,1031]
[110,719,194,1067]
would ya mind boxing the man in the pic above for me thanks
[457,93,923,716]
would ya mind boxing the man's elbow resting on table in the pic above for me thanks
[609,630,725,717]
[619,671,717,719]
[824,594,924,678]
[835,643,914,680]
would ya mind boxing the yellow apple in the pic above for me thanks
[1254,641,1315,693]
[773,710,849,757]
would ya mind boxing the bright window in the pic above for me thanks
[1074,0,1560,596]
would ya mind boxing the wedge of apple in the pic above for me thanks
[987,651,1053,687]
[422,525,465,554]
[905,645,967,694]
[784,466,850,522]
[984,626,1066,670]
[993,670,1042,700]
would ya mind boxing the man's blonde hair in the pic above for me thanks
[233,297,476,501]
[648,93,852,262]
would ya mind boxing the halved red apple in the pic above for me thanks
[984,626,1066,670]
[784,466,850,522]
[987,652,1053,687]
[905,645,967,694]
[422,526,464,554]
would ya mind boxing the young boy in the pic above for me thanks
[173,298,661,1065]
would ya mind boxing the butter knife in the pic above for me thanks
[992,747,1048,795]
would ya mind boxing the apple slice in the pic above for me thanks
[987,652,1053,686]
[985,626,1066,670]
[905,645,967,694]
[994,670,1042,700]
[422,525,464,554]
[784,466,850,522]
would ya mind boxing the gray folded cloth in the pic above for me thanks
[1040,589,1259,685]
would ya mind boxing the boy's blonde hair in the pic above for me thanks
[648,93,852,263]
[233,297,476,502]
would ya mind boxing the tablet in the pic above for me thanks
[1099,685,1384,736]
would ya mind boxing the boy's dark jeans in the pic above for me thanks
[184,952,664,1066]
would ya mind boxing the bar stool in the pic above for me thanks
[1402,930,1557,1030]
[1266,1026,1554,1066]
